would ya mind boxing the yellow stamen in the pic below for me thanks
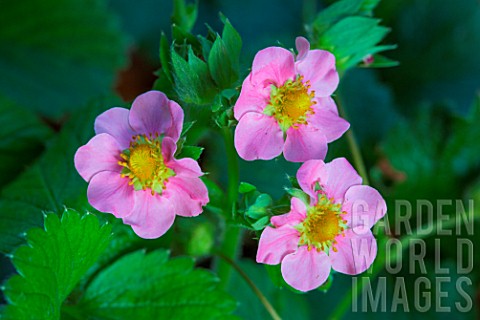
[118,134,175,194]
[296,194,347,253]
[264,75,316,132]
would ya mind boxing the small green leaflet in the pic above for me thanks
[73,250,237,319]
[2,210,112,320]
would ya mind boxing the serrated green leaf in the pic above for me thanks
[313,0,365,35]
[208,36,237,89]
[74,250,236,319]
[221,19,242,72]
[172,0,198,33]
[0,0,126,118]
[359,0,381,15]
[207,18,241,89]
[171,46,216,105]
[318,16,390,71]
[2,210,112,320]
[0,98,116,254]
[0,97,53,187]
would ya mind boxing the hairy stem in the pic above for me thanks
[216,126,242,290]
[334,96,370,185]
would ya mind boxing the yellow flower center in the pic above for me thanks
[118,134,175,195]
[264,75,316,132]
[296,194,347,253]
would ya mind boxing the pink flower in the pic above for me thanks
[256,158,386,292]
[234,37,349,162]
[74,90,209,239]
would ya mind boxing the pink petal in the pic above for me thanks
[129,90,181,139]
[123,190,176,239]
[234,74,270,120]
[283,125,328,162]
[162,137,203,178]
[309,98,349,142]
[168,158,203,177]
[256,225,299,265]
[323,158,362,203]
[234,112,284,161]
[74,133,122,182]
[94,107,135,150]
[295,49,339,97]
[271,197,307,227]
[87,171,135,218]
[251,47,296,87]
[161,136,177,163]
[281,246,331,292]
[165,99,184,141]
[313,96,339,115]
[164,175,209,217]
[343,185,387,232]
[295,36,310,61]
[296,159,327,202]
[330,229,377,275]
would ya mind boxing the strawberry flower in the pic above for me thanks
[256,158,387,292]
[234,37,349,162]
[74,90,209,239]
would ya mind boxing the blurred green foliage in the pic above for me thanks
[0,0,127,118]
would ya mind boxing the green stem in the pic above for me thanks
[217,253,282,320]
[216,126,242,290]
[334,96,370,185]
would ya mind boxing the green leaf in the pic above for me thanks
[2,209,112,320]
[172,0,198,33]
[0,98,115,254]
[171,46,216,105]
[74,250,237,319]
[178,145,204,160]
[0,97,53,187]
[310,0,394,72]
[313,0,366,35]
[284,187,310,206]
[362,53,399,68]
[221,19,242,70]
[318,16,390,71]
[238,182,257,194]
[0,0,126,118]
[245,194,273,219]
[208,36,237,89]
[207,18,242,89]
